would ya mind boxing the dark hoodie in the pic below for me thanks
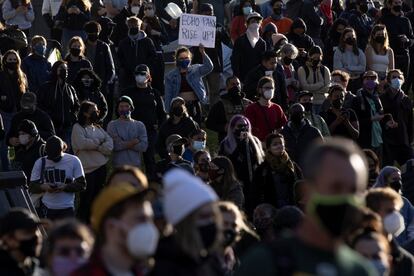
[286,0,304,20]
[262,23,278,50]
[117,30,157,88]
[286,19,316,52]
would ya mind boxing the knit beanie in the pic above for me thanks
[163,169,218,225]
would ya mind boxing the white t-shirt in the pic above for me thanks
[30,153,85,209]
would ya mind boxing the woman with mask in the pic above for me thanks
[374,166,414,245]
[351,229,392,276]
[366,24,394,81]
[152,168,224,276]
[333,27,366,93]
[71,101,113,223]
[73,68,108,123]
[45,219,94,276]
[156,97,199,159]
[209,156,245,209]
[37,61,80,147]
[22,36,52,93]
[0,50,27,171]
[245,76,287,141]
[230,0,259,42]
[164,45,213,124]
[253,133,302,209]
[278,43,299,104]
[297,46,331,114]
[262,0,292,34]
[219,115,264,216]
[323,18,348,70]
[29,135,87,220]
[64,36,93,84]
[218,201,259,274]
[194,150,211,182]
[55,0,91,51]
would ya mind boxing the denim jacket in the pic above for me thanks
[164,52,213,111]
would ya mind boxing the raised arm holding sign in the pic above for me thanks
[178,13,217,48]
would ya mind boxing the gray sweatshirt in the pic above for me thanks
[107,118,148,168]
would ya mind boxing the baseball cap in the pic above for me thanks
[0,208,42,235]
[246,12,263,22]
[91,182,153,232]
[165,134,188,147]
[134,64,150,75]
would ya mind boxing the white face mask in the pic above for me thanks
[19,134,31,145]
[248,22,260,32]
[263,89,274,100]
[135,74,147,84]
[131,6,140,15]
[127,222,159,258]
[383,211,405,237]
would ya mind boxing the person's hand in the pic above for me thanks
[127,139,139,148]
[40,183,61,193]
[169,18,177,29]
[199,43,205,55]
[9,137,20,147]
[399,34,409,43]
[386,120,398,129]
[372,113,385,122]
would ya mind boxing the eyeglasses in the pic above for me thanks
[55,245,85,257]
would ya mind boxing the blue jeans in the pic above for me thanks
[0,112,14,171]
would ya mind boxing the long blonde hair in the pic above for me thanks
[368,24,390,54]
[2,50,27,94]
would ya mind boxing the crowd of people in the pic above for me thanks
[0,0,414,274]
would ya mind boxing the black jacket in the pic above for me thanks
[76,87,108,122]
[150,236,224,276]
[7,108,55,145]
[299,0,323,39]
[157,116,199,158]
[231,34,267,81]
[64,57,93,84]
[86,40,115,89]
[14,136,45,180]
[37,81,80,130]
[123,86,166,132]
[0,70,24,113]
[391,239,414,276]
[253,158,302,209]
[210,179,245,209]
[55,1,91,30]
[352,89,383,149]
[379,8,414,56]
[380,89,413,146]
[280,120,323,165]
[117,32,157,88]
[206,93,252,142]
[111,7,134,47]
[243,63,288,110]
[0,248,41,276]
[349,10,373,50]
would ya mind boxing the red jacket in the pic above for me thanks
[245,102,287,141]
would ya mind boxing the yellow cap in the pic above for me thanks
[91,182,148,232]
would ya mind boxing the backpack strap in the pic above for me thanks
[39,157,46,184]
[304,66,325,81]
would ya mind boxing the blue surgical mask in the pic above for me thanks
[369,260,389,276]
[34,44,46,56]
[390,78,402,90]
[177,59,191,69]
[52,256,87,276]
[192,140,206,151]
[243,6,252,15]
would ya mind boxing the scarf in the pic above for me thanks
[246,28,260,48]
[320,2,333,25]
[265,150,295,173]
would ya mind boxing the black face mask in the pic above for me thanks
[290,113,304,125]
[228,85,241,96]
[90,111,99,123]
[393,5,402,12]
[302,102,313,112]
[171,105,184,117]
[390,180,402,192]
[359,3,368,13]
[58,69,68,80]
[234,127,248,137]
[332,98,343,109]
[374,36,386,44]
[198,223,217,250]
[70,48,81,57]
[129,27,139,35]
[223,229,237,247]
[5,61,18,70]
[88,33,99,42]
[312,59,321,68]
[172,144,184,155]
[19,236,38,257]
[254,217,272,236]
[283,57,293,65]
[345,37,355,45]
[22,106,36,114]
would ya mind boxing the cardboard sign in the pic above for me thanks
[178,13,216,48]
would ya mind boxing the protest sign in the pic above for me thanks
[178,13,216,48]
